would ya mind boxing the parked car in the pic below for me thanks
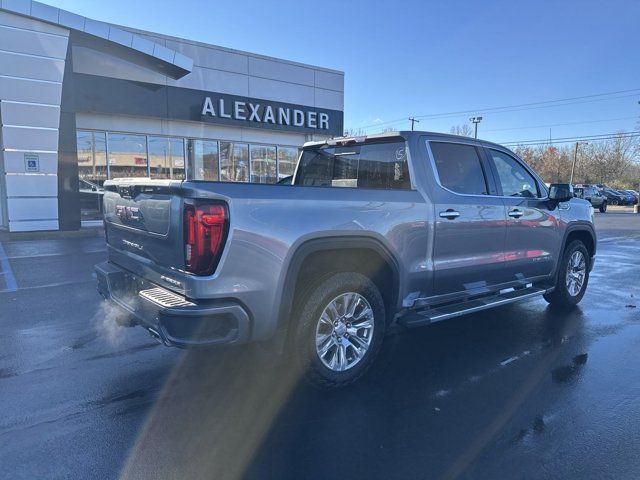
[612,189,634,205]
[623,189,640,204]
[600,187,626,205]
[78,178,104,219]
[618,189,638,205]
[95,131,596,387]
[574,185,607,212]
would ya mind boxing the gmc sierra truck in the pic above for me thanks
[95,131,596,387]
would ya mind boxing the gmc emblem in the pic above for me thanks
[115,205,140,222]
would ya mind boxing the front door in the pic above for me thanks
[428,141,508,298]
[484,148,560,281]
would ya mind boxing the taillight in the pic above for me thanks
[184,200,228,275]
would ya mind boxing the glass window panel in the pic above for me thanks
[220,142,249,182]
[295,141,410,189]
[149,137,185,179]
[149,136,171,179]
[107,133,148,179]
[250,144,277,183]
[76,130,107,221]
[488,149,539,198]
[430,142,488,195]
[77,131,107,186]
[357,142,410,189]
[187,139,219,180]
[277,146,298,180]
[170,138,185,180]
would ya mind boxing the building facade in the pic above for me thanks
[0,0,344,231]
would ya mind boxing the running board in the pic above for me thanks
[399,286,546,328]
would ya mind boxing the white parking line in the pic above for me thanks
[0,241,18,292]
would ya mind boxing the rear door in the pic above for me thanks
[427,140,508,298]
[484,148,560,281]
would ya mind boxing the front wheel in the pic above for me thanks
[543,240,590,308]
[292,272,386,388]
[599,201,607,213]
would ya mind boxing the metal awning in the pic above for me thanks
[0,0,193,79]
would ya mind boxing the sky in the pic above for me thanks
[45,0,640,145]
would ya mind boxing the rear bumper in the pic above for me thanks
[95,261,251,347]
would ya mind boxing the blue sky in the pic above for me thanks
[47,0,640,144]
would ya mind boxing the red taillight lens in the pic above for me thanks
[184,201,228,275]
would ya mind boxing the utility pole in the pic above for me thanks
[470,116,483,138]
[408,117,420,131]
[569,141,588,185]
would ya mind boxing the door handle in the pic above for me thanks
[508,209,524,218]
[439,209,460,220]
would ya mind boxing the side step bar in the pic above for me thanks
[399,286,547,328]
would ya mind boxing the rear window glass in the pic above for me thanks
[295,141,411,189]
[430,142,488,195]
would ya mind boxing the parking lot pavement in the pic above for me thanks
[1,214,639,480]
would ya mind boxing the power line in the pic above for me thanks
[483,115,638,133]
[502,130,640,147]
[360,93,640,132]
[355,88,640,131]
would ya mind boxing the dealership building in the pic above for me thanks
[0,1,344,231]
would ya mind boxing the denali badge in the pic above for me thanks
[122,239,143,250]
[115,205,140,222]
[160,275,182,287]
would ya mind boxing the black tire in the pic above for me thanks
[292,272,386,388]
[599,201,607,213]
[543,240,590,308]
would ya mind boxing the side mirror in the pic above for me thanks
[549,183,573,205]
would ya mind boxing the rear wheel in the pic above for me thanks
[599,201,607,213]
[543,240,590,308]
[292,272,385,388]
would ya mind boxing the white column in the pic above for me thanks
[0,11,69,231]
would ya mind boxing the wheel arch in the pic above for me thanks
[276,236,402,340]
[560,223,596,270]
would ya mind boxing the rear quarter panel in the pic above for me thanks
[179,181,431,340]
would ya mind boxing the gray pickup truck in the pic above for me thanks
[95,131,596,387]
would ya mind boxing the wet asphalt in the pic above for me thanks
[1,211,639,480]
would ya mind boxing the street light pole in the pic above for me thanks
[569,141,588,185]
[470,116,483,138]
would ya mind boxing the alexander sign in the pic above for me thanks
[201,97,331,131]
[73,74,344,136]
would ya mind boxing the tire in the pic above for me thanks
[292,272,386,388]
[599,201,607,213]
[543,240,590,308]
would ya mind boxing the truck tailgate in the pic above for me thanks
[103,179,187,289]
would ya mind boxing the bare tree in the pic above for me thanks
[450,124,474,137]
[514,133,640,188]
[343,128,367,137]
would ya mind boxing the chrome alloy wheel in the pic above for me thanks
[566,250,587,297]
[315,292,375,372]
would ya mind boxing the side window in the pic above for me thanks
[295,141,410,189]
[429,142,489,195]
[488,150,539,198]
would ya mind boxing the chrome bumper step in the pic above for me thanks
[399,286,546,328]
[139,287,194,308]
